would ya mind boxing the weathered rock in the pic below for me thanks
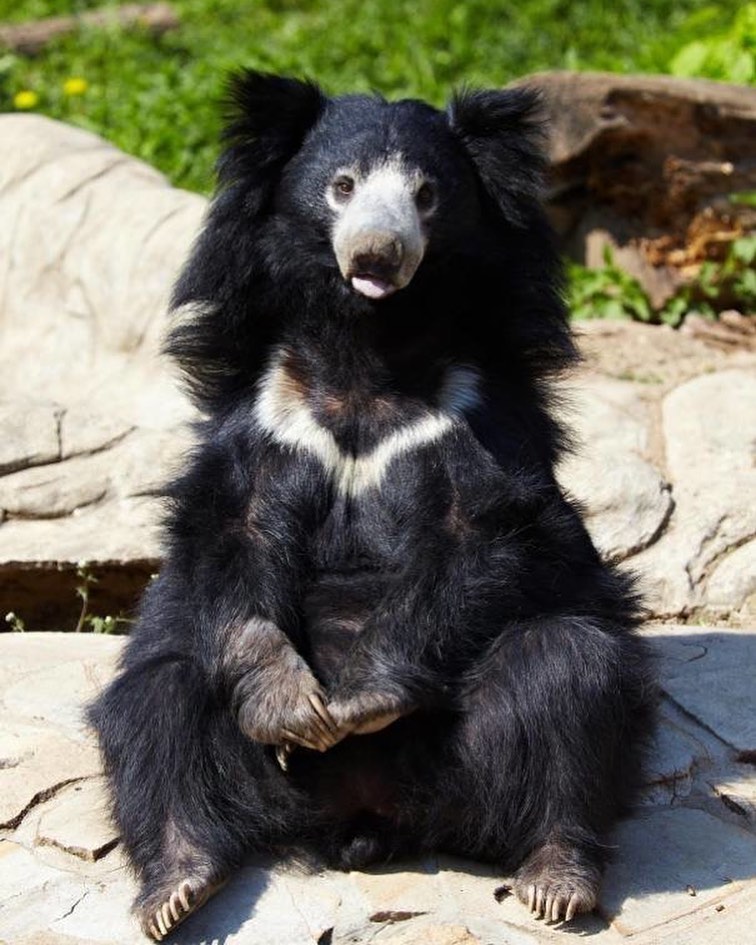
[59,409,134,461]
[557,377,672,561]
[705,767,756,830]
[36,779,118,862]
[0,453,111,519]
[0,725,100,830]
[706,540,756,617]
[601,808,756,937]
[0,841,94,943]
[0,497,161,566]
[644,714,709,795]
[371,925,481,945]
[629,369,756,616]
[0,633,120,830]
[648,624,756,751]
[0,114,199,609]
[0,401,61,476]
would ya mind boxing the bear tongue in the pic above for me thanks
[351,275,396,300]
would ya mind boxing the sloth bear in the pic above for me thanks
[89,71,655,940]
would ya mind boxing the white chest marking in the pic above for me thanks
[254,355,481,497]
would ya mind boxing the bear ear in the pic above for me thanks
[447,87,547,226]
[217,69,326,192]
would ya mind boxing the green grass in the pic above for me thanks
[0,0,748,193]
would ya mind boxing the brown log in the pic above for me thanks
[0,3,179,54]
[511,72,756,309]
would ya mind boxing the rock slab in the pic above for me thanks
[1,631,755,945]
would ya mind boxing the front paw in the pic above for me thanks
[235,656,339,753]
[328,690,414,737]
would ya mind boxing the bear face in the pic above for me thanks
[277,96,484,299]
[206,72,548,314]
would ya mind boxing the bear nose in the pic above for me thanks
[350,234,404,277]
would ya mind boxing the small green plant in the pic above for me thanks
[85,614,129,634]
[566,237,756,325]
[73,560,131,633]
[73,560,97,632]
[565,248,653,322]
[5,610,26,632]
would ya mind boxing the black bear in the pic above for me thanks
[89,71,655,941]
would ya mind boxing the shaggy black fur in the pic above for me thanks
[89,71,655,937]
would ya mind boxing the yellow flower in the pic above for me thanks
[63,77,88,96]
[13,90,39,110]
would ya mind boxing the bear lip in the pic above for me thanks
[351,274,397,300]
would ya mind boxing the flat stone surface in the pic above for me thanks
[0,632,754,945]
[644,713,710,792]
[0,841,92,940]
[600,808,756,937]
[649,624,756,751]
[36,779,118,862]
[0,724,100,830]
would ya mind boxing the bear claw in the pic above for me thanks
[525,882,584,922]
[522,879,594,924]
[144,879,205,941]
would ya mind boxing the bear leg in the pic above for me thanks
[89,653,303,941]
[439,615,654,923]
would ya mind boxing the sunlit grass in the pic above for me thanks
[0,0,745,192]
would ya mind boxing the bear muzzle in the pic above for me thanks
[331,171,427,300]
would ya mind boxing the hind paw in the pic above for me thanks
[513,840,600,925]
[138,875,221,941]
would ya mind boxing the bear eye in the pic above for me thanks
[415,182,436,211]
[333,175,355,200]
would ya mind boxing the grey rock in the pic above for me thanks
[644,714,710,792]
[0,841,92,942]
[630,369,756,616]
[705,768,756,830]
[601,808,756,937]
[0,401,60,475]
[36,778,118,862]
[0,114,200,579]
[0,724,100,830]
[557,377,672,561]
[1,633,756,944]
[705,540,756,618]
[60,409,134,460]
[0,497,161,564]
[0,453,110,518]
[649,624,756,751]
[0,632,120,830]
[663,370,756,490]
